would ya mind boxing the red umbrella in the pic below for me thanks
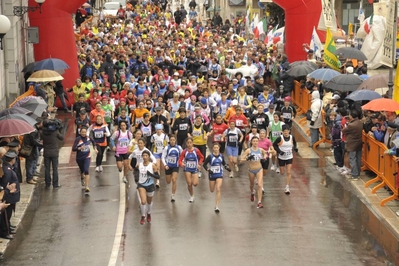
[361,98,399,112]
[0,118,35,138]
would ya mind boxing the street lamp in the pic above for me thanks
[13,0,46,17]
[0,15,11,50]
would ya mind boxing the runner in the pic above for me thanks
[137,113,154,149]
[228,107,248,158]
[240,136,268,208]
[203,142,231,212]
[268,111,285,173]
[150,124,169,188]
[110,121,133,184]
[178,137,204,203]
[88,115,111,172]
[279,96,296,129]
[161,134,183,202]
[209,114,228,153]
[136,150,160,225]
[222,120,243,178]
[258,129,276,195]
[191,115,209,177]
[272,125,298,195]
[129,138,156,183]
[244,124,260,150]
[72,126,98,194]
[172,107,192,147]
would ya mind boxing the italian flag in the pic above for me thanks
[254,17,267,39]
[364,14,373,34]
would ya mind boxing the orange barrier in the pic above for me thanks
[292,81,303,114]
[313,111,332,149]
[363,132,398,206]
[9,86,35,107]
[298,90,312,127]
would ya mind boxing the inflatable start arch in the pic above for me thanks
[273,0,323,62]
[28,0,87,90]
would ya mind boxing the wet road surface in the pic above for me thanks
[2,119,386,266]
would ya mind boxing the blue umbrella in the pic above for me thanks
[34,58,69,71]
[346,90,382,101]
[308,68,340,81]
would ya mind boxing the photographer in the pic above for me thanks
[40,118,64,189]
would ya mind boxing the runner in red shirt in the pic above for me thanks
[209,114,228,153]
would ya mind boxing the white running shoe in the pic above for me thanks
[270,164,276,171]
[276,168,280,174]
[214,207,220,213]
[99,166,103,172]
[171,194,175,202]
[284,186,290,195]
[337,167,345,173]
[198,172,202,178]
[95,166,100,172]
[234,164,239,172]
[122,176,127,183]
[189,196,195,203]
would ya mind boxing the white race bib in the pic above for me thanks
[214,134,222,141]
[94,131,104,138]
[236,120,243,126]
[272,131,281,138]
[167,157,177,164]
[186,161,197,168]
[210,166,220,173]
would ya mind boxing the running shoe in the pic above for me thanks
[156,180,160,188]
[214,207,220,213]
[140,216,145,225]
[276,168,280,174]
[171,194,175,202]
[81,178,85,187]
[250,192,255,202]
[95,166,100,172]
[229,173,234,178]
[85,187,90,194]
[123,176,127,184]
[99,166,103,172]
[146,214,152,223]
[257,202,264,209]
[198,172,202,178]
[234,164,239,172]
[284,186,290,195]
[189,196,195,203]
[270,164,276,171]
[262,188,265,196]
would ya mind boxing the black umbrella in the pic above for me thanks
[333,47,367,61]
[286,61,318,77]
[22,62,36,73]
[0,107,33,117]
[324,74,364,92]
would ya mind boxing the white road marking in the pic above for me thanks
[108,171,126,266]
[59,147,72,164]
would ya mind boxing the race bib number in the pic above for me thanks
[186,161,197,168]
[256,118,264,124]
[179,123,188,130]
[229,136,238,142]
[284,150,292,157]
[167,157,177,164]
[143,127,151,137]
[119,139,129,147]
[129,104,136,110]
[214,134,222,141]
[272,131,281,138]
[210,166,220,173]
[136,118,143,124]
[139,169,147,179]
[264,102,270,108]
[282,113,292,119]
[81,145,90,152]
[192,130,201,137]
[236,120,243,126]
[155,141,163,147]
[105,111,111,118]
[94,131,104,138]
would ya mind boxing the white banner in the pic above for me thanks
[378,0,396,67]
[318,0,338,31]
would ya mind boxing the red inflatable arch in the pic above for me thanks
[28,0,87,91]
[273,0,324,62]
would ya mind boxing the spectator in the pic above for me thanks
[308,90,323,147]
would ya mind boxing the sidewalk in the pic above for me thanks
[292,111,399,264]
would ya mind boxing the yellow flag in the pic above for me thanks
[393,63,399,102]
[323,28,341,71]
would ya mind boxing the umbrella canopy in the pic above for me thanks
[333,47,367,61]
[0,114,37,126]
[82,2,91,8]
[13,96,47,119]
[346,90,382,101]
[0,119,35,138]
[0,107,33,117]
[286,61,318,77]
[357,73,392,90]
[34,58,70,71]
[324,74,364,92]
[361,98,399,112]
[22,62,36,73]
[27,70,64,82]
[308,68,341,81]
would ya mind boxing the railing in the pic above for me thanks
[363,132,398,206]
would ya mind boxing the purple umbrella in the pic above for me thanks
[0,107,33,117]
[0,118,35,137]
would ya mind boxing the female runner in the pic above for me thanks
[209,114,228,153]
[273,125,298,195]
[203,142,231,213]
[136,150,160,225]
[178,137,204,203]
[240,136,268,208]
[72,126,98,194]
[110,121,133,183]
[222,120,243,178]
[150,124,169,188]
[258,129,276,195]
[89,115,111,172]
[161,134,183,202]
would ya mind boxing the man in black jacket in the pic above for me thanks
[23,118,43,184]
[54,80,71,113]
[73,93,91,118]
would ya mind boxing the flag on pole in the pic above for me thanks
[358,0,365,23]
[245,4,252,31]
[323,27,341,71]
[251,13,259,34]
[254,17,267,39]
[310,26,323,59]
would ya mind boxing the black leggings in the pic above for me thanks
[194,144,207,159]
[238,130,246,156]
[96,146,107,166]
